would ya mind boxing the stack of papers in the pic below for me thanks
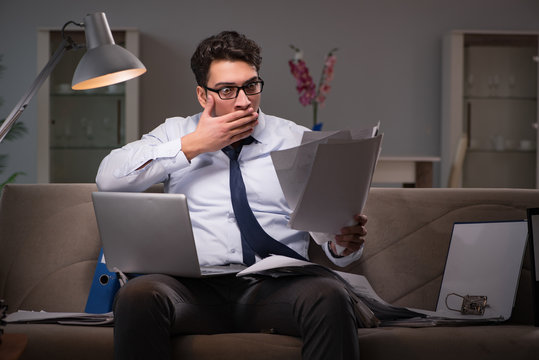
[271,124,383,235]
[5,311,114,326]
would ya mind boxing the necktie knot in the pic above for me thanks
[242,136,255,146]
[222,146,240,161]
[222,136,255,161]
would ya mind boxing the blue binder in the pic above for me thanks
[85,249,120,314]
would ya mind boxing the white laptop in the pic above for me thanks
[91,191,245,277]
[435,220,528,321]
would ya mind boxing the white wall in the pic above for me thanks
[1,0,539,185]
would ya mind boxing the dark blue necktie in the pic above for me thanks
[222,137,307,265]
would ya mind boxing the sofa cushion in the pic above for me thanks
[355,325,539,360]
[5,324,302,360]
[6,324,113,359]
[0,184,101,312]
[6,323,538,360]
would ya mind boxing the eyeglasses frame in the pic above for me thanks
[204,78,264,100]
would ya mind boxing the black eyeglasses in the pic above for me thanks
[204,79,264,100]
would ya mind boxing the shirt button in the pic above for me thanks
[230,249,236,253]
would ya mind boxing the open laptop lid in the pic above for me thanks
[435,220,528,321]
[527,208,539,326]
[92,191,204,277]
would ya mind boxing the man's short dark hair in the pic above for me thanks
[190,31,262,87]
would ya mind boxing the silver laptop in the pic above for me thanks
[91,191,245,277]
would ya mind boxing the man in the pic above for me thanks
[96,31,367,360]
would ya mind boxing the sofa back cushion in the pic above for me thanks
[0,184,100,312]
[310,187,538,324]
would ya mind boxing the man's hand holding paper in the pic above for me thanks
[331,214,368,256]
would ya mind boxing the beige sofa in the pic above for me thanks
[1,183,539,359]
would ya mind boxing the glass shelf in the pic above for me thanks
[464,96,536,101]
[467,148,536,154]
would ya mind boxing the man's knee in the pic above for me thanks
[114,275,178,321]
[294,277,356,321]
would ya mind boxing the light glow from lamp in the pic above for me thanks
[71,12,146,90]
[72,68,147,90]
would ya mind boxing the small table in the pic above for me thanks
[373,156,441,188]
[0,334,28,360]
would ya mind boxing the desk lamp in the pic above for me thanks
[0,12,146,143]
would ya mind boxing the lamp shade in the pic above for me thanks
[72,13,146,90]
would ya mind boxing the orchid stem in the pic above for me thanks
[313,101,318,128]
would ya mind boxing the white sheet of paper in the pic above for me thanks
[5,310,113,323]
[236,254,313,276]
[271,125,382,234]
[335,270,387,304]
[271,130,353,209]
[288,135,383,233]
[300,129,351,145]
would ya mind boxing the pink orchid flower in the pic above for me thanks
[289,46,338,128]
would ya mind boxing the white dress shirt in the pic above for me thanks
[96,110,362,267]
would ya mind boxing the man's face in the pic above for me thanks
[197,60,261,117]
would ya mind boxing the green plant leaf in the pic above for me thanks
[0,171,25,190]
[0,119,27,141]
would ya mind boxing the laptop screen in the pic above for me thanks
[527,208,539,326]
[436,220,528,320]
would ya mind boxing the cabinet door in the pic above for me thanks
[463,38,537,188]
[442,32,539,188]
[36,29,140,183]
[50,91,125,182]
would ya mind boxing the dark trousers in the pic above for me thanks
[113,273,360,360]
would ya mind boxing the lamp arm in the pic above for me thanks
[0,37,74,144]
